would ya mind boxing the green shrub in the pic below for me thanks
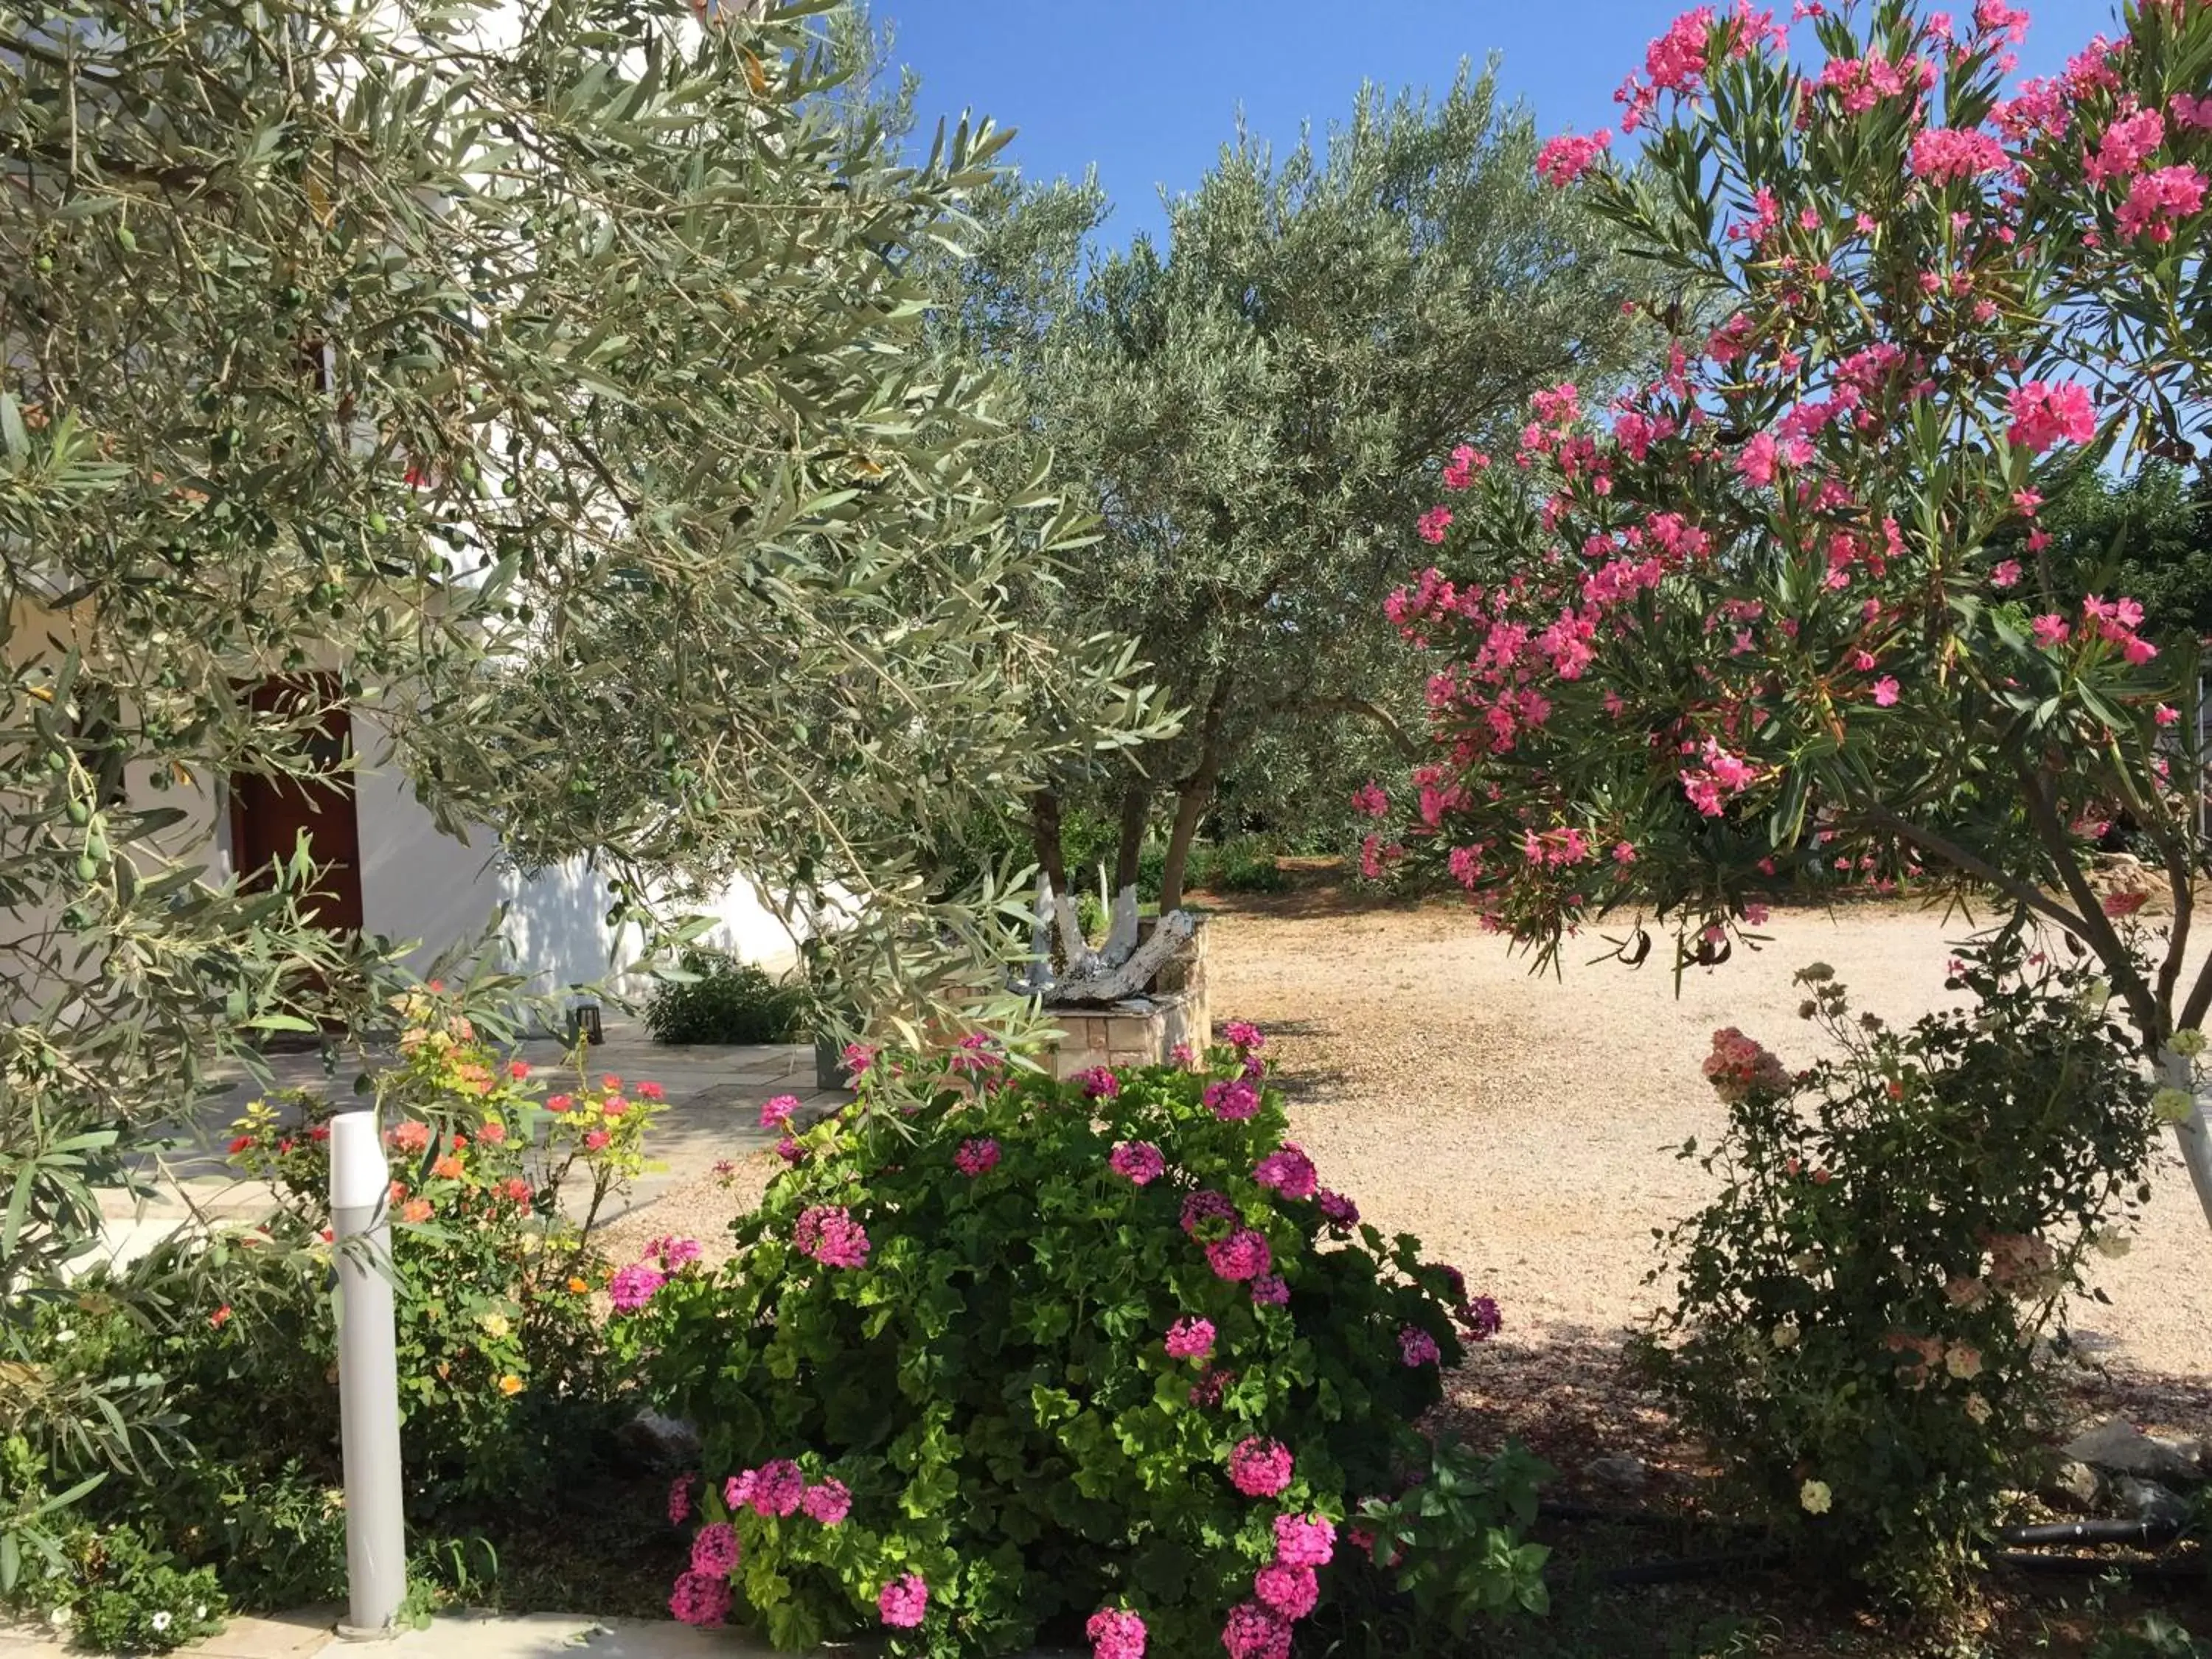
[644,955,807,1046]
[1202,838,1290,894]
[1635,936,2158,1608]
[610,1031,1537,1657]
[11,991,665,1627]
[60,1526,225,1656]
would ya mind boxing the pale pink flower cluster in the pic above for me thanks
[2115,165,2206,243]
[1702,1026,1790,1102]
[2084,105,2167,188]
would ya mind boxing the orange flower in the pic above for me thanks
[497,1374,524,1397]
[432,1155,464,1180]
[400,1198,433,1224]
[567,1276,590,1295]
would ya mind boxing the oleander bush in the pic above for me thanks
[609,1028,1544,1658]
[1636,936,2159,1608]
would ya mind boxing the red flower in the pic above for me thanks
[226,1135,253,1156]
[210,1305,232,1329]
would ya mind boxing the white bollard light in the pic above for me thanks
[327,1105,408,1636]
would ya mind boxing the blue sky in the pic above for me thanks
[880,0,2129,246]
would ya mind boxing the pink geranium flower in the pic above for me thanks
[1085,1607,1147,1659]
[878,1573,928,1629]
[1110,1141,1165,1185]
[1228,1437,1295,1498]
[1165,1316,1216,1360]
[1207,1228,1273,1283]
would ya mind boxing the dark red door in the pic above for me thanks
[228,677,364,934]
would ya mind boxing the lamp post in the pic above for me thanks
[327,1105,407,1635]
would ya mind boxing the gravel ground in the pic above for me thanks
[1204,886,2211,1382]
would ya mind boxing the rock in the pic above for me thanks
[2037,1458,2104,1511]
[1587,1453,1649,1492]
[2108,1475,2193,1531]
[616,1407,700,1469]
[2062,1417,2205,1486]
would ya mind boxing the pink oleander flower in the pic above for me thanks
[1441,443,1487,490]
[800,1478,851,1526]
[1909,125,2008,181]
[1871,676,1900,707]
[1086,1607,1147,1659]
[1535,127,1612,187]
[2031,613,2072,649]
[1229,1437,1295,1498]
[1399,1325,1443,1367]
[1350,781,1390,818]
[668,1569,730,1627]
[949,1031,1004,1076]
[1077,1065,1120,1099]
[1223,1020,1265,1054]
[1222,1600,1293,1659]
[689,1521,739,1576]
[1110,1141,1166,1185]
[955,1137,1001,1177]
[610,1262,667,1312]
[667,1472,696,1525]
[840,1042,877,1081]
[2116,164,2208,243]
[2007,381,2096,453]
[759,1094,800,1131]
[793,1205,870,1270]
[1253,1144,1318,1200]
[878,1573,928,1630]
[1273,1513,1337,1568]
[1991,559,2022,588]
[1315,1189,1359,1230]
[1253,1562,1319,1621]
[1251,1273,1291,1307]
[1203,1078,1261,1121]
[1416,505,1454,545]
[1208,1228,1273,1283]
[2157,705,2181,727]
[1166,1316,1216,1360]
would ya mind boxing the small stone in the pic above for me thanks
[2037,1458,2103,1511]
[1587,1453,1649,1492]
[2108,1475,2191,1530]
[2062,1417,2204,1486]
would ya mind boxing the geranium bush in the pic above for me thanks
[1637,934,2158,1606]
[1377,0,2212,1225]
[609,1029,1543,1658]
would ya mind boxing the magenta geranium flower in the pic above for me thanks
[955,1137,1000,1177]
[609,1262,667,1312]
[1221,1599,1291,1659]
[1077,1065,1121,1099]
[668,1569,730,1627]
[749,1458,805,1517]
[1399,1325,1442,1367]
[1164,1316,1215,1360]
[1203,1079,1260,1120]
[1250,1273,1290,1307]
[1085,1607,1147,1659]
[1180,1189,1237,1235]
[758,1093,800,1130]
[878,1572,928,1628]
[1207,1228,1272,1283]
[1253,1562,1318,1620]
[1272,1513,1336,1568]
[1253,1144,1317,1200]
[793,1205,869,1269]
[799,1477,850,1526]
[1222,1020,1265,1054]
[1109,1141,1164,1184]
[689,1521,739,1576]
[667,1472,695,1526]
[1228,1437,1294,1498]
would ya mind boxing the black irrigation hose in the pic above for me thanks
[1995,1550,2205,1582]
[2000,1517,2185,1550]
[1537,1499,1765,1532]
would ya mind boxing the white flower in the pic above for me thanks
[152,1612,172,1632]
[2077,977,2112,1015]
[2153,1086,2195,1124]
[1945,1343,1984,1380]
[195,1604,209,1620]
[1771,1319,1801,1351]
[1964,1394,1992,1425]
[1800,1478,1833,1515]
[2171,1028,2208,1059]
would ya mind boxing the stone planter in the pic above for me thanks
[1038,916,1211,1079]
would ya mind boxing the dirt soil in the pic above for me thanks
[1197,883,2212,1478]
